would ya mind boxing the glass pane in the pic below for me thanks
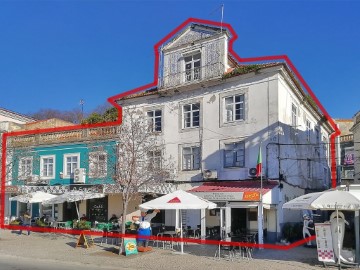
[147,111,154,117]
[185,56,192,63]
[193,103,200,110]
[155,110,162,117]
[183,105,191,112]
[193,54,201,60]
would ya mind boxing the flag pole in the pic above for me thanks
[257,142,264,247]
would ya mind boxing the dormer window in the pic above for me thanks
[185,53,201,82]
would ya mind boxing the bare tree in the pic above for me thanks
[113,107,175,254]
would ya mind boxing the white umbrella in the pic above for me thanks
[139,190,217,254]
[43,190,105,219]
[283,190,360,211]
[9,191,57,203]
[283,189,360,267]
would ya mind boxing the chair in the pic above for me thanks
[214,241,235,261]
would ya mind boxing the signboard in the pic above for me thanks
[343,147,354,165]
[5,186,19,194]
[194,191,260,201]
[76,232,94,249]
[70,184,103,193]
[124,238,138,256]
[315,223,335,263]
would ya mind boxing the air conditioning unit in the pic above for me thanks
[248,168,257,178]
[203,169,218,180]
[73,168,86,184]
[26,174,40,184]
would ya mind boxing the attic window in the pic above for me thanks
[185,53,201,82]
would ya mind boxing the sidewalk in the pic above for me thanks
[0,229,324,270]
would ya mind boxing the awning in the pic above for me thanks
[189,180,279,203]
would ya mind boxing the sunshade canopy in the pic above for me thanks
[9,191,57,203]
[139,190,217,210]
[42,190,105,205]
[282,190,360,211]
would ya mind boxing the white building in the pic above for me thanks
[0,107,35,222]
[115,22,335,242]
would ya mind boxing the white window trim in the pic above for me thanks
[223,94,245,123]
[89,151,107,178]
[223,141,246,168]
[63,153,80,179]
[219,88,248,127]
[146,109,163,133]
[18,156,33,180]
[180,101,201,130]
[180,145,201,171]
[40,155,56,180]
[306,119,311,142]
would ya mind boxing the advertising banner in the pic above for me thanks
[315,223,335,263]
[124,238,138,256]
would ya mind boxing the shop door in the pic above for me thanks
[231,208,247,235]
[88,196,108,223]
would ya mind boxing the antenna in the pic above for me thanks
[221,4,224,32]
[79,99,85,120]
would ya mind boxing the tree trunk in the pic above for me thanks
[119,198,129,255]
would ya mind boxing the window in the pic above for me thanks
[63,154,80,177]
[224,142,245,167]
[183,103,200,128]
[147,110,162,132]
[40,155,55,178]
[315,128,320,144]
[182,146,200,170]
[19,157,33,178]
[323,136,328,158]
[224,95,245,122]
[291,104,297,127]
[307,159,312,178]
[89,152,107,178]
[306,120,311,142]
[147,150,162,170]
[185,53,201,82]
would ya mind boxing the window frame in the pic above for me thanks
[147,109,162,133]
[224,94,245,123]
[63,153,80,178]
[184,52,201,82]
[18,156,33,179]
[182,102,200,129]
[223,141,245,168]
[147,150,162,171]
[306,119,311,142]
[89,151,107,178]
[291,104,297,127]
[40,155,55,179]
[181,146,201,171]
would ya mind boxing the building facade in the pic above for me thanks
[115,22,335,242]
[351,113,360,184]
[335,119,355,185]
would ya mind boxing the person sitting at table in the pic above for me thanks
[80,214,87,221]
[109,214,118,223]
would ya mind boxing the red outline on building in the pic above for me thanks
[1,18,339,249]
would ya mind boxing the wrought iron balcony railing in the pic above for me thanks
[159,62,225,89]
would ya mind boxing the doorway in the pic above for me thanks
[231,208,247,235]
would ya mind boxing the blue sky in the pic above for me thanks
[0,0,359,119]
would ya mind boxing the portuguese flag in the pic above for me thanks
[256,144,262,177]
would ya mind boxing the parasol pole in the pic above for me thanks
[75,201,80,220]
[336,203,340,268]
[180,209,184,254]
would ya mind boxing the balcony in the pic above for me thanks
[159,62,224,89]
[8,126,119,148]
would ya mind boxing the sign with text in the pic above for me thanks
[195,191,260,201]
[70,184,103,193]
[124,238,138,256]
[315,223,335,263]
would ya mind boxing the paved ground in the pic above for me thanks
[0,229,326,270]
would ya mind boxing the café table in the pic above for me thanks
[56,221,68,229]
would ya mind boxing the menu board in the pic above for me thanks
[315,223,335,263]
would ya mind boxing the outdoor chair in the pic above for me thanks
[214,241,235,261]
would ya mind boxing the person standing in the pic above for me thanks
[19,211,31,235]
[137,209,160,248]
